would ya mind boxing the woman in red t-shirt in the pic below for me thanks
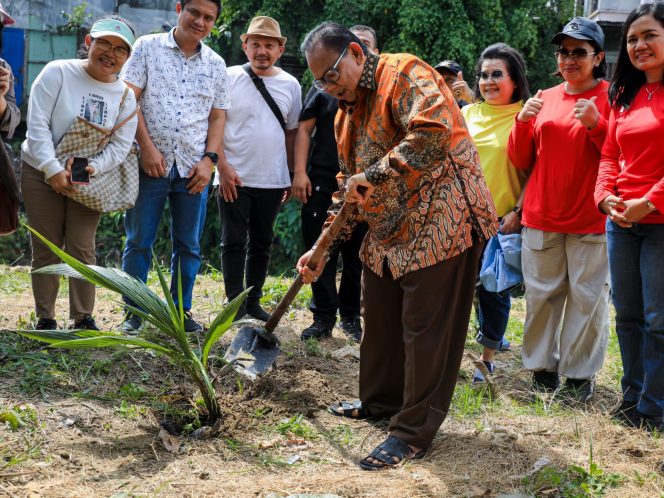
[595,2,664,432]
[507,17,611,402]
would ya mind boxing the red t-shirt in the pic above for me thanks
[595,84,664,224]
[508,81,610,234]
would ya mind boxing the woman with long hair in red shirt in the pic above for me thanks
[595,2,664,432]
[508,17,611,402]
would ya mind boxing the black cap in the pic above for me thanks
[552,17,605,49]
[434,60,463,76]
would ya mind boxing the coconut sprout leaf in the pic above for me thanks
[17,333,175,355]
[34,261,179,339]
[201,289,251,367]
[152,255,183,333]
[20,225,223,425]
[16,329,113,344]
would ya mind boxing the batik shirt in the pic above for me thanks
[330,52,498,278]
[120,28,230,178]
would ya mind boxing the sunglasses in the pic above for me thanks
[93,38,130,59]
[476,70,506,82]
[554,48,597,60]
[313,45,349,90]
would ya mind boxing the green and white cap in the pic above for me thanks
[89,18,135,49]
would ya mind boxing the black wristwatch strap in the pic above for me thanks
[203,151,219,164]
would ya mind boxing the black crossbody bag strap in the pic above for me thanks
[242,63,286,132]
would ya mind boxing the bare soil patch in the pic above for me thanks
[1,265,663,497]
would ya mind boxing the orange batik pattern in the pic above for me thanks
[328,52,498,278]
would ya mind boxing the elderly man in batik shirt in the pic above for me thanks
[297,22,498,470]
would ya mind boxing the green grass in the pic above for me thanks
[276,414,317,440]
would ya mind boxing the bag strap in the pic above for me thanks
[242,63,286,132]
[110,86,140,135]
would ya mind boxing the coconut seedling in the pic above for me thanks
[15,226,250,429]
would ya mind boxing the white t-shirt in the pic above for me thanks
[21,59,138,179]
[216,65,302,189]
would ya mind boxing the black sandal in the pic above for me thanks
[328,399,372,419]
[360,435,427,471]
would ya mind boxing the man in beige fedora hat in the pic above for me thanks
[214,16,301,321]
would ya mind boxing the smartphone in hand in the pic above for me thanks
[71,157,90,185]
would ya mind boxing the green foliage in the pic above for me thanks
[212,0,576,93]
[270,200,306,274]
[55,2,91,34]
[524,439,624,497]
[276,413,317,439]
[11,225,252,426]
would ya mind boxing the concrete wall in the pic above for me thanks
[8,0,177,36]
[584,0,641,22]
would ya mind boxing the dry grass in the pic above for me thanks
[0,265,663,498]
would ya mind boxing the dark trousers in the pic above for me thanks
[302,190,367,324]
[217,186,283,304]
[360,241,483,448]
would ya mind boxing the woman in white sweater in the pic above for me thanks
[21,16,138,330]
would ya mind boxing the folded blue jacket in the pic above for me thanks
[479,233,523,295]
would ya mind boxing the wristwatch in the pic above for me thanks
[512,205,522,219]
[203,151,219,164]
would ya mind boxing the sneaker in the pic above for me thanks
[72,314,100,331]
[532,370,560,392]
[122,314,143,335]
[610,400,641,428]
[639,412,664,433]
[35,318,57,330]
[340,316,362,342]
[563,377,595,403]
[246,302,271,322]
[473,360,495,384]
[183,311,203,333]
[498,337,511,352]
[300,319,334,341]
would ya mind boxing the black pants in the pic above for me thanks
[217,186,284,304]
[302,189,367,324]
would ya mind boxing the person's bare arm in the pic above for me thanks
[186,108,226,193]
[126,82,165,178]
[293,118,316,203]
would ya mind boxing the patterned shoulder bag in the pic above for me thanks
[55,87,140,212]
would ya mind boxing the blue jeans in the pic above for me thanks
[476,283,511,350]
[122,167,208,311]
[607,220,664,420]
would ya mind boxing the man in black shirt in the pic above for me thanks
[291,25,379,342]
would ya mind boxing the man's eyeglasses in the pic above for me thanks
[554,48,597,61]
[476,70,506,82]
[313,45,349,90]
[93,38,130,59]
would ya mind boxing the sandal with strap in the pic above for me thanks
[360,435,428,471]
[328,399,372,419]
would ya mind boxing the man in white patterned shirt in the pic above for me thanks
[120,0,229,333]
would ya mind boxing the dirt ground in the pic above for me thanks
[1,265,663,498]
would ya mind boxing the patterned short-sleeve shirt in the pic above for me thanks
[120,29,230,177]
[331,52,499,278]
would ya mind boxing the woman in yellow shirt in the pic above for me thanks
[461,43,529,382]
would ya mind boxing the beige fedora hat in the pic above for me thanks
[240,16,287,45]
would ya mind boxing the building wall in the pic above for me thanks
[9,0,176,35]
